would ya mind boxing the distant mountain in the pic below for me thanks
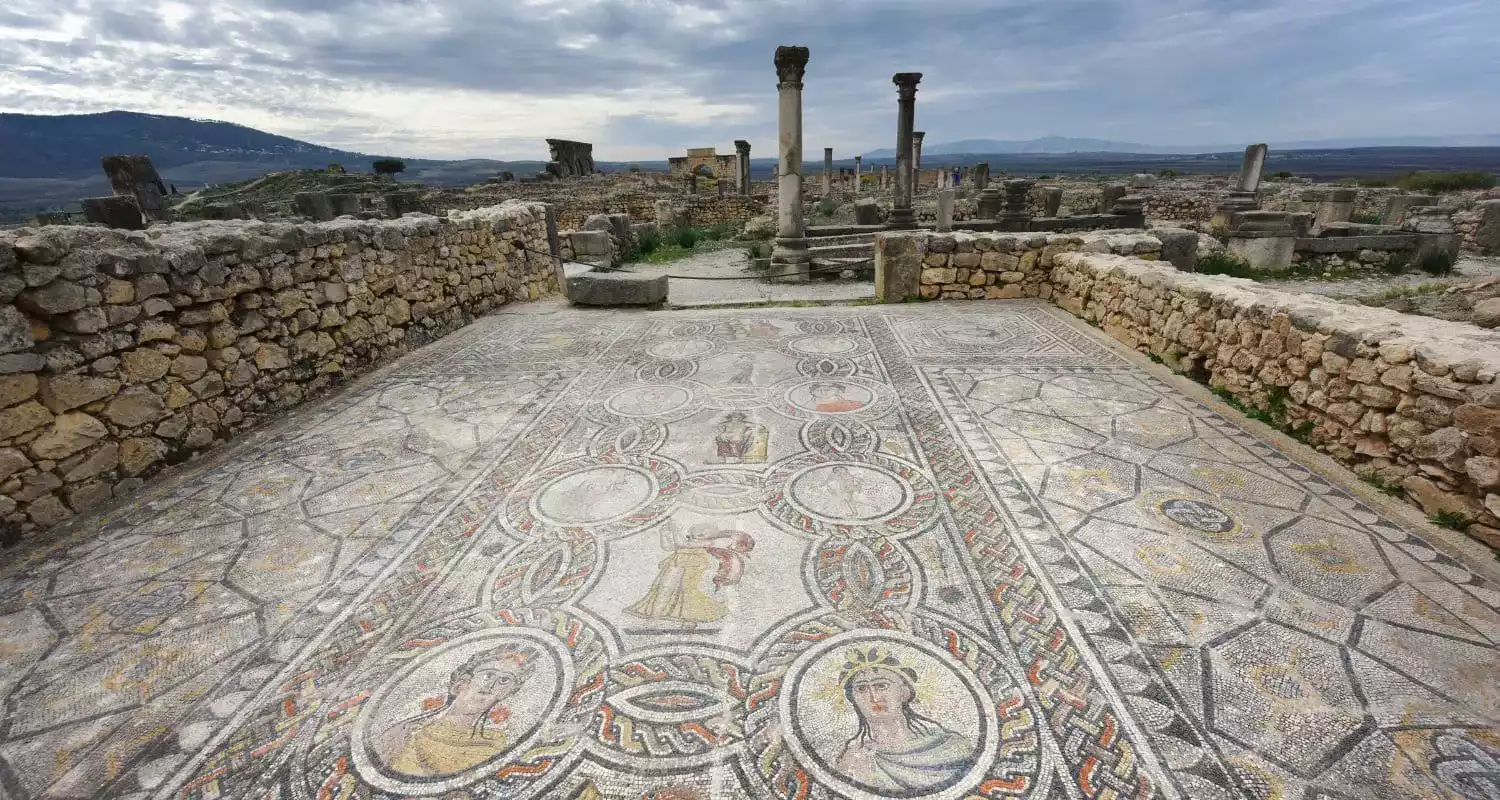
[862,134,1500,158]
[0,110,368,180]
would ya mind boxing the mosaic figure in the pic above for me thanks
[714,412,769,463]
[834,648,977,794]
[810,382,867,413]
[374,643,540,777]
[799,465,880,519]
[626,523,755,627]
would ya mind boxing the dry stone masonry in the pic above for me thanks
[876,228,1500,548]
[0,201,560,540]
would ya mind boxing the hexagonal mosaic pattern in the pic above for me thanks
[0,301,1495,800]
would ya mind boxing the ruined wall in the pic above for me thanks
[877,230,1163,301]
[0,201,559,540]
[1049,252,1500,548]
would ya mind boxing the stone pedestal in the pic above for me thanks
[854,198,882,225]
[1100,184,1126,215]
[1111,195,1146,229]
[771,45,812,281]
[734,139,752,195]
[1227,211,1295,271]
[977,188,1003,219]
[81,195,144,229]
[1211,190,1259,231]
[1038,186,1063,217]
[996,179,1033,231]
[936,189,955,232]
[888,73,922,230]
[1403,206,1460,263]
[874,233,921,303]
[975,162,990,191]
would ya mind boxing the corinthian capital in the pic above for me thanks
[775,46,810,88]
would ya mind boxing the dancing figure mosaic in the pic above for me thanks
[0,302,1496,800]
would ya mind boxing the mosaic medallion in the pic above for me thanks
[763,454,938,540]
[1156,497,1244,536]
[745,616,1042,800]
[646,338,717,360]
[506,455,682,538]
[785,334,868,357]
[776,376,894,421]
[603,384,695,418]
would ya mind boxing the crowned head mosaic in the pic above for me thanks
[0,301,1497,799]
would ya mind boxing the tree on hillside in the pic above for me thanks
[372,158,406,179]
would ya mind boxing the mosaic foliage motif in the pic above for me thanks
[0,302,1496,800]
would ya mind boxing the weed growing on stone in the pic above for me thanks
[1350,211,1383,225]
[1429,511,1471,531]
[1196,252,1255,279]
[1361,473,1407,499]
[1146,353,1164,364]
[1381,253,1410,274]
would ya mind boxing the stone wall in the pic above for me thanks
[875,230,1163,302]
[0,201,560,541]
[1049,252,1500,547]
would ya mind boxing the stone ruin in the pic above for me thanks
[78,154,173,229]
[668,147,738,180]
[545,139,596,178]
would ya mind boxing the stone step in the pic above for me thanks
[806,233,877,248]
[808,242,875,261]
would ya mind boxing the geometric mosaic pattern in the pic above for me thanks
[0,301,1495,800]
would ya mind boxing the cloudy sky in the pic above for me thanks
[1,0,1496,161]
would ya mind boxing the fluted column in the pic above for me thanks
[734,139,751,195]
[889,72,922,230]
[772,45,811,281]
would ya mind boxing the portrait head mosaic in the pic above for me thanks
[8,303,1497,800]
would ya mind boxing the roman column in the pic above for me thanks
[734,139,751,195]
[889,73,922,229]
[772,45,811,280]
[853,155,862,195]
[913,131,925,171]
[823,147,833,194]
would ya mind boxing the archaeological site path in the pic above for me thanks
[1,300,1497,800]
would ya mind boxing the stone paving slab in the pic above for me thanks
[0,300,1496,800]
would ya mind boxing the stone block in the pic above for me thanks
[294,192,335,221]
[1227,234,1295,271]
[1152,227,1199,271]
[1477,199,1500,252]
[854,199,882,226]
[565,271,667,306]
[1382,194,1438,226]
[81,196,145,230]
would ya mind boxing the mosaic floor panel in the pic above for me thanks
[1,301,1496,800]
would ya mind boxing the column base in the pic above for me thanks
[771,238,811,283]
[887,209,916,230]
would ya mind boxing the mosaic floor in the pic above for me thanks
[1,300,1498,800]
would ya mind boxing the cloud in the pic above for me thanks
[0,0,1495,160]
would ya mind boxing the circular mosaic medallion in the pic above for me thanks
[315,610,605,798]
[505,456,682,539]
[935,321,1015,344]
[1159,498,1236,534]
[534,466,654,525]
[742,614,1042,800]
[789,464,910,523]
[763,454,937,540]
[605,385,693,418]
[786,335,866,357]
[647,338,716,360]
[774,377,895,422]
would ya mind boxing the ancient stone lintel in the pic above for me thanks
[774,45,810,87]
[100,154,170,222]
[81,195,144,230]
[545,139,596,178]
